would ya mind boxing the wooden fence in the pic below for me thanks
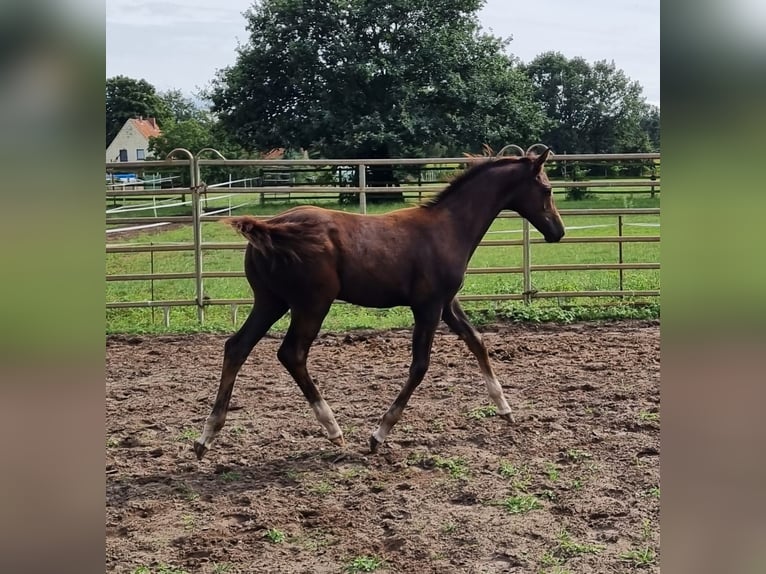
[106,150,660,324]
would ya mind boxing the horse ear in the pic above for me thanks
[533,147,551,173]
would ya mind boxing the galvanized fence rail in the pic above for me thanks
[106,150,660,324]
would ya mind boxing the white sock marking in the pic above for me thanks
[483,373,512,416]
[311,400,342,439]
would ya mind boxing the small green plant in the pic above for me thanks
[620,547,657,566]
[502,494,542,514]
[176,482,200,501]
[540,489,557,502]
[429,419,444,432]
[638,410,660,422]
[131,568,150,574]
[177,428,200,442]
[499,461,531,491]
[499,460,521,479]
[338,466,367,480]
[181,514,195,531]
[570,478,584,490]
[553,529,602,558]
[545,463,560,482]
[217,471,242,482]
[309,479,334,494]
[539,551,573,573]
[211,564,233,574]
[410,453,469,479]
[641,518,653,541]
[265,528,286,543]
[467,405,497,419]
[646,485,660,499]
[345,555,384,573]
[229,425,246,437]
[284,469,301,481]
[564,449,591,462]
[106,436,119,448]
[432,455,469,479]
[442,522,458,534]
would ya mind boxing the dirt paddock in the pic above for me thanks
[106,320,660,573]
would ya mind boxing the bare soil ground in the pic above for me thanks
[106,320,660,574]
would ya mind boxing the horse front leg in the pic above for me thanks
[442,298,514,422]
[369,304,441,453]
[194,296,287,460]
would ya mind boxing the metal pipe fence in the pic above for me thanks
[106,151,660,325]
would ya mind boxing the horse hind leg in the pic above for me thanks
[277,305,344,446]
[442,298,514,422]
[194,295,288,460]
[370,304,441,453]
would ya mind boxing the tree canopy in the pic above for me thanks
[208,0,546,158]
[522,52,656,153]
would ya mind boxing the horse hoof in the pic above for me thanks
[193,440,208,461]
[329,435,346,448]
[499,412,516,424]
[369,435,380,454]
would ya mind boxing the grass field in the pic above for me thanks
[106,193,659,334]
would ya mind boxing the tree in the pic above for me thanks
[158,89,208,123]
[522,52,654,154]
[106,76,170,146]
[208,0,545,159]
[640,104,660,151]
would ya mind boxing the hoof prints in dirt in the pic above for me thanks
[106,321,659,573]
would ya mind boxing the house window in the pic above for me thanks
[118,149,128,162]
[136,149,146,160]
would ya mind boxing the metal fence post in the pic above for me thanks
[359,163,367,214]
[618,215,624,293]
[191,159,204,323]
[522,219,531,304]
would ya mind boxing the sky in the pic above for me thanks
[106,0,660,106]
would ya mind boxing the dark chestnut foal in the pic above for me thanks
[194,149,564,460]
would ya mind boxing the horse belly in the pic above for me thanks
[336,266,411,308]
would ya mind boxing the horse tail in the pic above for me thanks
[224,215,319,262]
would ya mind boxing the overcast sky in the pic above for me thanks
[106,0,659,106]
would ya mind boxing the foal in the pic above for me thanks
[194,149,564,460]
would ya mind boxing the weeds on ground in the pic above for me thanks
[409,453,469,479]
[501,494,542,514]
[620,547,657,567]
[345,555,384,573]
[177,428,200,442]
[467,405,497,419]
[552,528,602,558]
[265,528,285,543]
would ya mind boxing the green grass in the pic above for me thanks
[106,194,659,334]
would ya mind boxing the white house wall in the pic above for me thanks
[106,121,155,163]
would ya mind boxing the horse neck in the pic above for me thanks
[432,165,519,257]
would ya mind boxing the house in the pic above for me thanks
[106,117,162,163]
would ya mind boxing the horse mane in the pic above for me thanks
[421,155,529,209]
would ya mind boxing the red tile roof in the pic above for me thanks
[132,117,162,139]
